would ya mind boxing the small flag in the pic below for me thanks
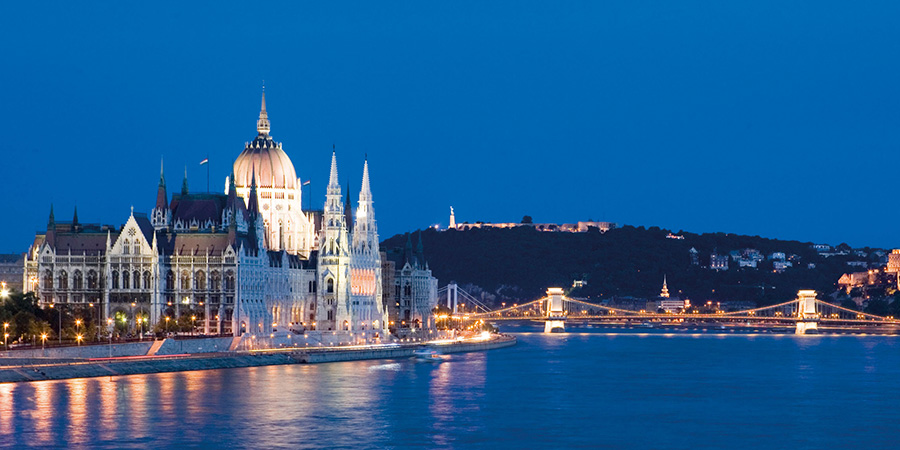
[199,158,209,165]
[302,180,311,186]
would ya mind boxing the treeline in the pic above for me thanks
[382,225,861,307]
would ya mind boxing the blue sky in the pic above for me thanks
[1,1,898,252]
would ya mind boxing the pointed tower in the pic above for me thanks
[344,181,353,234]
[317,150,352,331]
[350,158,386,335]
[151,159,171,230]
[181,167,189,196]
[449,206,456,229]
[257,88,270,135]
[246,167,264,252]
[660,275,670,298]
[71,206,79,232]
[46,204,56,247]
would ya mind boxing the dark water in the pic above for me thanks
[2,328,900,449]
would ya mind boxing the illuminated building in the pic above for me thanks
[23,92,398,339]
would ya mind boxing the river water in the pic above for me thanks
[2,326,899,449]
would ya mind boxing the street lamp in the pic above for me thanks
[76,334,83,346]
[107,318,113,358]
[3,323,8,351]
[40,333,47,352]
[191,315,196,336]
[165,316,171,335]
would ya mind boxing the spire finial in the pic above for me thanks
[328,149,340,188]
[257,85,270,135]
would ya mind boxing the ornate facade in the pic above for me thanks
[21,93,431,339]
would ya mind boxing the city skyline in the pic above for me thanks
[2,1,900,253]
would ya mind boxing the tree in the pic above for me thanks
[521,215,533,224]
[865,299,891,316]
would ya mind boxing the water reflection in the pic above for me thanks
[2,334,900,449]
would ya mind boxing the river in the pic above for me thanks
[2,326,899,449]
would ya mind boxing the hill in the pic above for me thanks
[381,225,874,307]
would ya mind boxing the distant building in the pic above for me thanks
[768,252,786,261]
[812,244,832,253]
[390,233,439,330]
[886,249,900,274]
[710,253,729,271]
[689,247,699,265]
[448,211,615,233]
[0,254,24,293]
[773,261,793,272]
[846,261,868,268]
[738,259,758,268]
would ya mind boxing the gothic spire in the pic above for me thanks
[404,233,413,265]
[344,180,353,233]
[155,159,168,211]
[72,206,79,226]
[247,164,259,217]
[360,158,371,201]
[181,166,189,195]
[257,86,270,135]
[227,170,238,209]
[159,157,166,187]
[47,204,55,228]
[328,149,340,190]
[660,275,670,298]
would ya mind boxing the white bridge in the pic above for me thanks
[456,288,900,335]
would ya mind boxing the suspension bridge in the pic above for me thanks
[442,286,900,335]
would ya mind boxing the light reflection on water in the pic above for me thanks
[2,331,900,449]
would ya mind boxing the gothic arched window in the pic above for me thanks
[210,271,221,291]
[181,270,191,290]
[143,271,151,290]
[326,278,334,294]
[112,271,119,289]
[123,239,130,255]
[225,271,235,291]
[58,271,68,290]
[195,271,206,290]
[165,270,175,290]
[87,270,98,289]
[72,270,83,290]
[122,271,130,290]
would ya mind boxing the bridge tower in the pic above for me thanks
[795,290,819,334]
[544,287,566,333]
[447,282,459,314]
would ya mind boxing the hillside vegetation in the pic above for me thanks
[382,226,864,307]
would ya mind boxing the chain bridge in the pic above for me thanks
[452,288,900,335]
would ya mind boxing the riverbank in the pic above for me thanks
[0,334,516,384]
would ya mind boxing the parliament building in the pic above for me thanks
[23,93,438,339]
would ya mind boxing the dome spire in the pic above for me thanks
[257,84,270,135]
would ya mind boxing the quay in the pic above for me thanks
[0,334,516,384]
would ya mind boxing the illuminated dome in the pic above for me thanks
[232,92,299,190]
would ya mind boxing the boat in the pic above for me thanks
[413,349,444,362]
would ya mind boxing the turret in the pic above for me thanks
[152,159,171,230]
